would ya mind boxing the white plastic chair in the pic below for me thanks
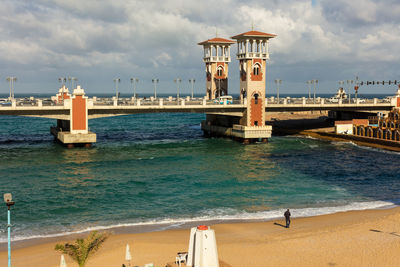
[175,252,187,267]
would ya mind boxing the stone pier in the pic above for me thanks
[201,113,272,143]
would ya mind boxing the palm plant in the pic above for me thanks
[55,231,110,267]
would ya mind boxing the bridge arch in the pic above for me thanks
[367,127,373,137]
[386,129,392,140]
[395,130,400,141]
[360,126,365,136]
[377,128,383,139]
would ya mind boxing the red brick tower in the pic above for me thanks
[232,30,276,126]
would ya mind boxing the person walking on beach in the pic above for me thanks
[284,209,291,228]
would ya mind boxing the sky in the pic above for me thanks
[0,0,399,96]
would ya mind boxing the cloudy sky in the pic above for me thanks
[1,0,399,96]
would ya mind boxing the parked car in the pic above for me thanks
[214,96,233,104]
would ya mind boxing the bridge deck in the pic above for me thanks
[0,98,394,120]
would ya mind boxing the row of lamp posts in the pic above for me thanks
[113,78,196,100]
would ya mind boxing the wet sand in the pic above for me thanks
[1,207,400,266]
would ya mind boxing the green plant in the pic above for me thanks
[55,231,110,267]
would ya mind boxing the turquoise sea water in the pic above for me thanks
[0,107,400,243]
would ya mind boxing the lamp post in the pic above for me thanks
[6,77,17,100]
[347,80,353,103]
[189,79,195,99]
[274,79,282,103]
[58,77,67,103]
[68,77,77,90]
[355,76,359,101]
[174,78,181,100]
[152,78,159,99]
[306,80,312,99]
[311,79,318,103]
[4,193,15,267]
[130,78,139,98]
[113,78,121,100]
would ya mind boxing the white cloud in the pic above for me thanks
[0,0,399,93]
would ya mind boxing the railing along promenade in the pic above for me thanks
[0,96,394,120]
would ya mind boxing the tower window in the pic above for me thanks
[217,67,223,77]
[253,64,260,76]
[254,93,259,104]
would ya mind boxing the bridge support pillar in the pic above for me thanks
[51,86,96,148]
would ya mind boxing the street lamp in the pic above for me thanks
[347,80,353,103]
[4,193,15,267]
[174,78,181,100]
[189,79,195,99]
[113,78,121,100]
[130,78,139,98]
[355,76,359,101]
[6,77,17,100]
[311,79,318,103]
[59,77,67,103]
[152,78,159,99]
[274,79,282,103]
[68,77,78,90]
[306,80,312,99]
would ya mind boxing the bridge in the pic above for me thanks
[0,86,397,147]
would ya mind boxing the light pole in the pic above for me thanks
[4,193,15,267]
[311,79,318,103]
[347,80,353,103]
[307,80,312,99]
[68,77,77,90]
[174,78,181,100]
[58,77,66,103]
[130,78,139,98]
[6,77,17,100]
[355,76,359,101]
[152,78,159,99]
[274,79,282,103]
[189,79,195,99]
[113,78,121,100]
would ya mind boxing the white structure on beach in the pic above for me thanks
[186,225,219,267]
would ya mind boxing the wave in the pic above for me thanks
[0,200,396,244]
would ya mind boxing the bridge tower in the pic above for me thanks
[231,30,276,127]
[198,37,235,100]
[201,29,277,143]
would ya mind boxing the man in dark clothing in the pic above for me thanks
[284,209,291,228]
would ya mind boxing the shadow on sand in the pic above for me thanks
[274,222,287,228]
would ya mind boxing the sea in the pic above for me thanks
[0,93,399,244]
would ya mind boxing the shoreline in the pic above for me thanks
[0,199,395,250]
[1,206,400,266]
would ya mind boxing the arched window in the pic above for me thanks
[253,64,260,76]
[217,67,223,77]
[254,93,259,105]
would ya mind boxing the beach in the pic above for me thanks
[1,207,400,267]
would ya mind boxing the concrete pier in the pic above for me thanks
[50,126,96,148]
[201,113,271,143]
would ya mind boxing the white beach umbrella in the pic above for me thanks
[60,255,67,267]
[125,243,132,261]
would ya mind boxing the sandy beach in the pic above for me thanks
[1,207,400,267]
